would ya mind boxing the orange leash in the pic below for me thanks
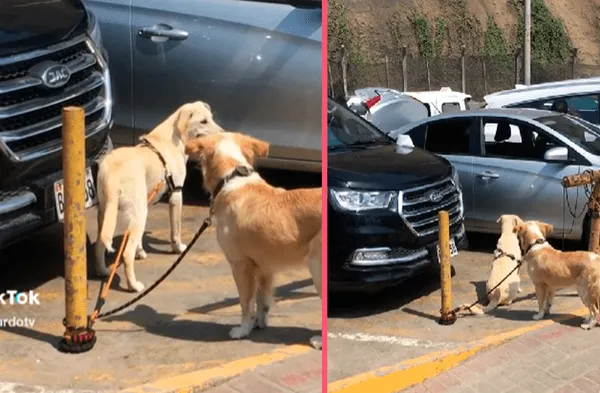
[88,180,165,323]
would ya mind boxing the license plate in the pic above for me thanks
[54,167,98,221]
[436,238,458,262]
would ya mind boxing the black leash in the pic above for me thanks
[88,216,212,325]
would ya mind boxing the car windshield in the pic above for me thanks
[367,99,429,133]
[537,114,600,156]
[327,98,391,149]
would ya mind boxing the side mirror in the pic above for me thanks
[396,134,414,147]
[544,146,569,162]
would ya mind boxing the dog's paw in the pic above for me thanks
[581,322,593,330]
[128,281,145,293]
[256,314,269,330]
[172,243,187,254]
[309,336,322,350]
[135,249,148,260]
[532,312,545,320]
[229,326,251,339]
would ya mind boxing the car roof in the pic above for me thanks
[484,77,600,107]
[405,89,471,101]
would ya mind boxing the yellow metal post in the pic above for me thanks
[438,210,456,325]
[58,106,96,353]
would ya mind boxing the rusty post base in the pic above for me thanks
[438,310,457,326]
[57,326,97,354]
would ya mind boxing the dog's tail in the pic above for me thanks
[456,290,501,316]
[97,168,119,253]
[455,303,485,315]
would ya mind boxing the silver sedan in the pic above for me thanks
[389,108,600,244]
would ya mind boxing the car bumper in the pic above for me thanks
[328,212,468,292]
[0,136,111,250]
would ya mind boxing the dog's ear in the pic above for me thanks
[513,216,523,228]
[185,137,213,159]
[513,223,524,234]
[240,135,269,162]
[204,102,211,112]
[175,107,194,136]
[538,221,554,237]
[496,215,504,224]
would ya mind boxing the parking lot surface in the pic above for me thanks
[327,235,590,392]
[0,169,322,393]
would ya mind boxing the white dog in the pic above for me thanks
[94,101,223,292]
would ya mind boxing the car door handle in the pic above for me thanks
[138,24,189,41]
[477,171,500,179]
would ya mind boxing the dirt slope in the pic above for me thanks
[341,0,600,64]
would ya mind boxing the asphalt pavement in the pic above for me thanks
[0,168,322,393]
[327,234,590,393]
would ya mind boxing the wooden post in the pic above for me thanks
[385,55,390,87]
[461,45,466,93]
[328,61,334,96]
[572,48,578,79]
[562,171,600,253]
[515,48,522,86]
[340,45,348,98]
[401,45,408,92]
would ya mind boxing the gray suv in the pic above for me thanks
[0,0,113,249]
[85,0,322,172]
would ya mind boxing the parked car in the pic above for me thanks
[84,0,322,172]
[388,108,600,245]
[404,87,472,116]
[0,0,113,249]
[327,97,467,292]
[484,77,600,125]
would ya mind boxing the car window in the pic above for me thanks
[327,98,390,148]
[368,100,429,133]
[482,117,563,161]
[442,102,461,113]
[537,114,600,156]
[421,118,473,155]
[510,94,600,124]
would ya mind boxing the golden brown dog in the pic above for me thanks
[458,214,524,315]
[185,132,322,342]
[95,101,223,292]
[514,220,600,329]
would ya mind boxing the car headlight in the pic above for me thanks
[451,168,465,216]
[87,10,104,54]
[330,189,396,212]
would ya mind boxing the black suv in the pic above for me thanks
[0,0,113,248]
[327,97,468,292]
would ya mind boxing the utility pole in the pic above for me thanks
[524,0,531,85]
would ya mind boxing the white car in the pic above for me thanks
[484,77,600,125]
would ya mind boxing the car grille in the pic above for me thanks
[0,35,109,162]
[401,176,462,237]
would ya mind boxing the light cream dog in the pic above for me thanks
[95,101,223,292]
[458,214,524,315]
[514,220,600,329]
[184,132,322,344]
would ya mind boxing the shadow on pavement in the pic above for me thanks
[103,304,319,346]
[188,278,316,314]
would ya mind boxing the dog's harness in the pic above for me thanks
[211,165,254,203]
[140,136,183,196]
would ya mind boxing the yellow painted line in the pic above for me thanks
[119,344,312,393]
[328,307,588,393]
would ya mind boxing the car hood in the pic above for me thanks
[0,0,88,57]
[328,143,452,190]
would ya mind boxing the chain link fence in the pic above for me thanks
[328,50,600,101]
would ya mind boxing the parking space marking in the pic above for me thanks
[328,332,454,349]
[328,306,588,393]
[119,344,312,393]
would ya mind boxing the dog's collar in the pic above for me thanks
[523,238,547,255]
[211,165,254,201]
[140,136,182,195]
